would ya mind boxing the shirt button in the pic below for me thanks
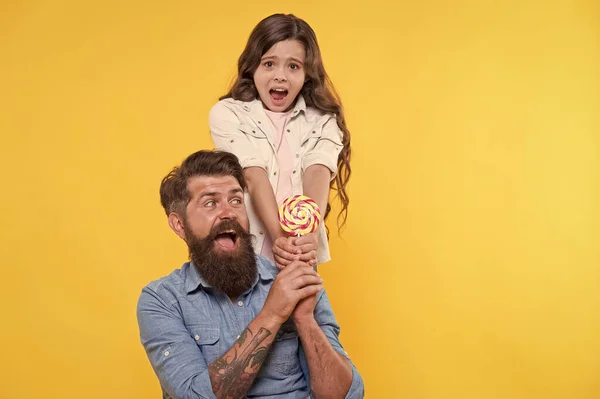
[293,170,296,174]
[194,335,199,341]
[273,172,277,176]
[258,121,262,124]
[312,130,316,134]
[237,301,243,307]
[164,350,170,356]
[286,129,291,133]
[259,231,264,235]
[252,130,256,133]
[230,139,234,143]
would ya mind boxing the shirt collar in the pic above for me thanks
[184,256,275,294]
[249,94,307,117]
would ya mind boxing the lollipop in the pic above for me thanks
[278,195,322,236]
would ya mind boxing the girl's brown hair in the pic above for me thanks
[220,13,351,232]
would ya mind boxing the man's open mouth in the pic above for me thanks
[214,230,238,250]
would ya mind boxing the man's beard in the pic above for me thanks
[184,219,257,299]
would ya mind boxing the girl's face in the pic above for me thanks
[253,40,306,112]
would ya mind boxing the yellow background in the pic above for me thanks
[1,1,598,398]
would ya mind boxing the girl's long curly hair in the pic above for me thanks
[220,13,351,231]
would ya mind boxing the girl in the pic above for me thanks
[209,13,351,269]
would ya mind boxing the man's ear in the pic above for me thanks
[168,212,187,241]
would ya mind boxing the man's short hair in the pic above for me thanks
[159,150,246,217]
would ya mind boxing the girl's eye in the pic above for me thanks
[264,61,274,68]
[290,64,299,70]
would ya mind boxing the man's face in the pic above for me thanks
[179,175,256,298]
[184,175,250,250]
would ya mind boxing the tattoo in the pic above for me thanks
[208,327,272,399]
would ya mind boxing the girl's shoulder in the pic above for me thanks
[209,97,262,122]
[211,97,253,111]
[303,105,337,124]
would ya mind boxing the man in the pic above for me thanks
[137,150,364,399]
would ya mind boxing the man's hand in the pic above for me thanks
[261,261,322,325]
[292,292,319,324]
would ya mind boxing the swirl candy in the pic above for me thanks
[278,195,321,236]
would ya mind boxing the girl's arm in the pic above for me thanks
[273,165,330,268]
[287,164,331,260]
[303,164,330,217]
[293,116,345,262]
[243,167,287,242]
[245,167,302,268]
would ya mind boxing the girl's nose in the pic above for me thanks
[273,67,287,82]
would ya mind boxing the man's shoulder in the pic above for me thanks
[256,254,281,279]
[139,263,190,302]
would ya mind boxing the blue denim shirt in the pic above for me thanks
[137,255,364,399]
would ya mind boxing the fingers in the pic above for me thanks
[296,284,323,300]
[273,238,301,263]
[281,260,318,278]
[295,244,318,256]
[274,254,293,268]
[297,250,317,262]
[294,234,318,247]
[273,247,299,263]
[292,274,323,289]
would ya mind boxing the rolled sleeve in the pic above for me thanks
[313,290,365,399]
[137,287,217,399]
[301,116,344,180]
[209,102,267,170]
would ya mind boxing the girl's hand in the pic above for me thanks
[273,236,300,270]
[294,232,318,266]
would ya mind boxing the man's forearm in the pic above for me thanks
[295,317,353,399]
[208,312,281,399]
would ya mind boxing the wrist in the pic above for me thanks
[271,228,288,242]
[292,313,317,326]
[258,309,286,330]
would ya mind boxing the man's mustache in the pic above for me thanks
[207,219,248,240]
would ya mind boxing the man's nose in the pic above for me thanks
[218,203,237,220]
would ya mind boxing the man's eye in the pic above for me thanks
[231,198,242,205]
[205,200,215,207]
